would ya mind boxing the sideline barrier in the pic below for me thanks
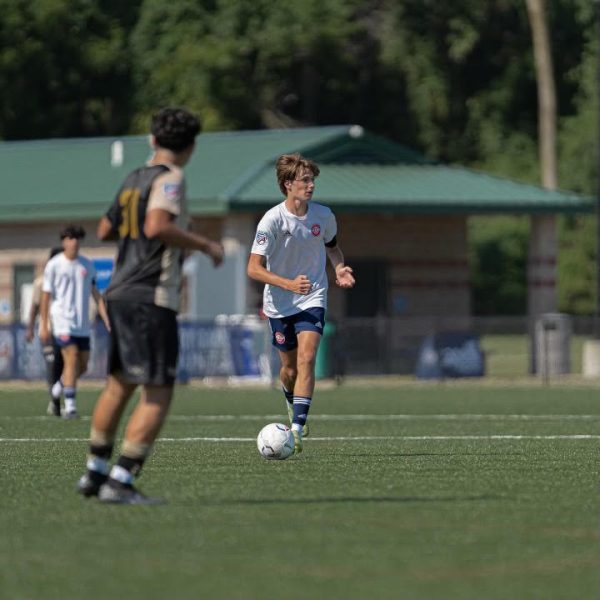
[0,318,271,382]
[415,332,485,379]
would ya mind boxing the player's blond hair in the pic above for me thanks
[276,153,320,195]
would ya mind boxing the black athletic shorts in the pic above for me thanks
[107,300,179,386]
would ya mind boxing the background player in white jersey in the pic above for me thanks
[40,225,110,418]
[247,153,355,453]
[26,247,64,416]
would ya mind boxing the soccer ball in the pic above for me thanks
[257,423,295,460]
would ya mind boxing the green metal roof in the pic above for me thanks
[234,163,590,214]
[0,125,591,223]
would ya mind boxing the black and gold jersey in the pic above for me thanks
[104,163,188,312]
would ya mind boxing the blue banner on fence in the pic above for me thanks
[415,332,485,379]
[92,258,114,292]
[0,320,270,381]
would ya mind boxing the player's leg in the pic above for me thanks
[52,340,65,401]
[269,315,305,435]
[59,341,80,418]
[42,342,61,416]
[289,308,325,452]
[98,302,178,504]
[279,348,297,426]
[77,375,137,497]
[98,384,173,503]
[289,330,321,453]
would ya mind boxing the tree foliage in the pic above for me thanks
[0,0,596,314]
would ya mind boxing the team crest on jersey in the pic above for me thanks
[255,231,268,245]
[275,332,286,344]
[311,224,321,236]
[163,182,181,201]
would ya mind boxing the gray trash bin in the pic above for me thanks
[535,313,571,379]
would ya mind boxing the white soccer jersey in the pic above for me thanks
[42,253,97,337]
[251,201,337,318]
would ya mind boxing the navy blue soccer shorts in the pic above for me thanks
[268,307,326,352]
[53,334,91,352]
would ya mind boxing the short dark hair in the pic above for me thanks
[60,224,86,240]
[151,107,201,152]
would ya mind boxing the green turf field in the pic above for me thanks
[1,383,599,600]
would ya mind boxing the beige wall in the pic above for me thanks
[0,213,471,326]
[331,213,471,323]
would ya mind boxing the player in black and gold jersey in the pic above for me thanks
[77,107,224,504]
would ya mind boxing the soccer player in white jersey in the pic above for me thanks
[40,225,110,418]
[26,247,64,416]
[247,153,355,453]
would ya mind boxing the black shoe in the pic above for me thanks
[77,471,108,497]
[46,400,61,417]
[98,480,165,505]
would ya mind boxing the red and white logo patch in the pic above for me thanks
[275,332,286,345]
[311,224,321,236]
[255,231,268,245]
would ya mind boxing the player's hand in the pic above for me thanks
[25,328,34,343]
[39,326,51,345]
[289,275,312,295]
[335,265,355,289]
[208,242,225,267]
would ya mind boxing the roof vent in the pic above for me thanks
[349,125,364,139]
[110,140,124,167]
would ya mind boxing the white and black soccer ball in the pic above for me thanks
[257,423,295,460]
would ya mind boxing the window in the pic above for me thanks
[13,264,35,323]
[345,260,388,317]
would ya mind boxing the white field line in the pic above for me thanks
[2,434,600,443]
[4,413,600,422]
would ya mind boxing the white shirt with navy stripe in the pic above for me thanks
[251,201,337,318]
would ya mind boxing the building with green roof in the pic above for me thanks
[0,125,590,374]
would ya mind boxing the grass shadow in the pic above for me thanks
[199,494,506,506]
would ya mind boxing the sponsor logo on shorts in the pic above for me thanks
[311,224,321,236]
[275,332,286,344]
[315,322,323,329]
[255,231,268,245]
[128,365,145,377]
[59,335,70,342]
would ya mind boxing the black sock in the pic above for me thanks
[115,455,145,478]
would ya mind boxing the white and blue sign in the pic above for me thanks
[93,258,114,292]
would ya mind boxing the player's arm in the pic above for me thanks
[97,191,123,241]
[26,299,39,343]
[325,242,355,289]
[97,216,118,241]
[144,208,224,267]
[91,287,111,332]
[39,291,52,344]
[247,253,312,294]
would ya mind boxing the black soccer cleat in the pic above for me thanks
[46,400,61,417]
[77,471,108,497]
[98,480,165,505]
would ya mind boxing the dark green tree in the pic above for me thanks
[0,0,141,139]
